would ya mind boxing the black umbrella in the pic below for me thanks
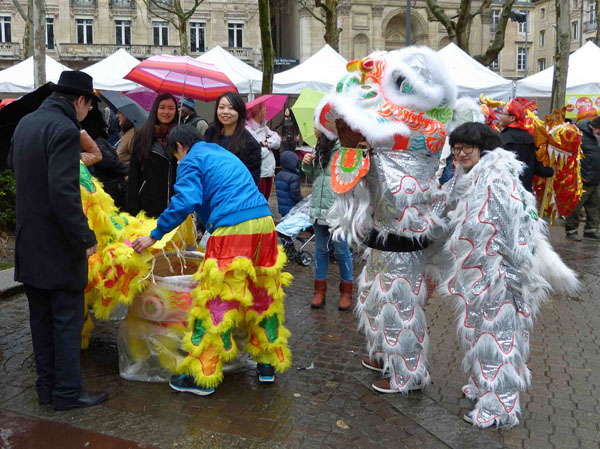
[98,90,148,128]
[0,82,54,171]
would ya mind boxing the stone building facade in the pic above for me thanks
[0,0,263,69]
[272,0,598,81]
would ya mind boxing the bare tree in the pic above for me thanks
[12,0,33,58]
[296,0,342,51]
[32,0,46,87]
[258,0,274,94]
[426,0,517,66]
[140,0,205,55]
[551,0,570,110]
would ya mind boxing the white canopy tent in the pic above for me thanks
[437,43,514,101]
[0,56,71,92]
[273,44,348,94]
[196,45,263,95]
[516,41,600,97]
[82,49,140,91]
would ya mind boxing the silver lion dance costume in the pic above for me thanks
[314,47,457,392]
[441,147,579,427]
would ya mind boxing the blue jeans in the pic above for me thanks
[313,223,353,282]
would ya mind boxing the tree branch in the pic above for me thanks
[11,0,28,21]
[425,0,456,37]
[296,0,326,25]
[473,0,516,65]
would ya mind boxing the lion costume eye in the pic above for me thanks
[394,74,412,94]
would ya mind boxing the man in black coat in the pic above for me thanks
[7,71,108,411]
[499,100,554,192]
[565,116,600,241]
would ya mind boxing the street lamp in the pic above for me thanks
[510,10,528,77]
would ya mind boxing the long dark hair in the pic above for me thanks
[167,125,203,155]
[134,93,178,166]
[210,92,248,157]
[315,132,336,166]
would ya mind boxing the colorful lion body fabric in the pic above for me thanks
[315,47,457,392]
[79,162,196,349]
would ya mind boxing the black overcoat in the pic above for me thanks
[8,95,97,290]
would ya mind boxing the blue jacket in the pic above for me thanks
[151,141,271,240]
[275,151,302,216]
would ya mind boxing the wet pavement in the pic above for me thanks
[1,206,599,448]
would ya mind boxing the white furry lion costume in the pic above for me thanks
[441,147,578,427]
[315,46,456,392]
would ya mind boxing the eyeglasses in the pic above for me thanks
[451,145,477,155]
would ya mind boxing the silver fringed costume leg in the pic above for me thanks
[357,248,430,391]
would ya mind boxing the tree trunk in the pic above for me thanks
[323,1,339,51]
[177,17,188,55]
[258,0,274,95]
[32,0,46,87]
[13,0,33,58]
[551,0,570,111]
[596,0,600,45]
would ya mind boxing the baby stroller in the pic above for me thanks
[276,195,314,266]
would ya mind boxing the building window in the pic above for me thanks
[76,18,93,44]
[490,56,500,71]
[228,22,243,48]
[573,0,578,9]
[541,7,546,19]
[538,58,546,71]
[46,17,54,49]
[0,17,11,43]
[491,9,500,32]
[572,21,579,40]
[539,29,545,47]
[153,21,168,46]
[518,12,528,33]
[517,47,526,71]
[115,19,131,45]
[589,1,596,24]
[190,22,205,53]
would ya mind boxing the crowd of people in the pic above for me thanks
[6,53,591,431]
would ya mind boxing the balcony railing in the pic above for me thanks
[225,47,252,61]
[0,42,21,58]
[110,0,135,9]
[57,43,180,60]
[70,0,97,7]
[584,20,597,32]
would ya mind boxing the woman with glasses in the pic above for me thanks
[440,122,578,429]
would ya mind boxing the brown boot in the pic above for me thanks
[338,281,353,311]
[310,279,327,308]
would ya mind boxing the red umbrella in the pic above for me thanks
[124,54,237,102]
[246,94,288,122]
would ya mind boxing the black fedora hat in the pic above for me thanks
[52,70,96,98]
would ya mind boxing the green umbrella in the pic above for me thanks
[291,88,326,147]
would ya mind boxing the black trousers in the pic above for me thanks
[25,285,84,404]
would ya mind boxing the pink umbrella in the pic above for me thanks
[246,94,288,123]
[124,87,157,112]
[124,54,237,102]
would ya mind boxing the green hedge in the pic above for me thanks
[0,170,16,232]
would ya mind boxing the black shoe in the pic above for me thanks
[53,390,108,411]
[256,363,275,383]
[583,231,600,240]
[565,232,582,241]
[169,374,214,396]
[38,398,52,405]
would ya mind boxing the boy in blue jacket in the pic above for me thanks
[133,125,292,396]
[275,151,303,217]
